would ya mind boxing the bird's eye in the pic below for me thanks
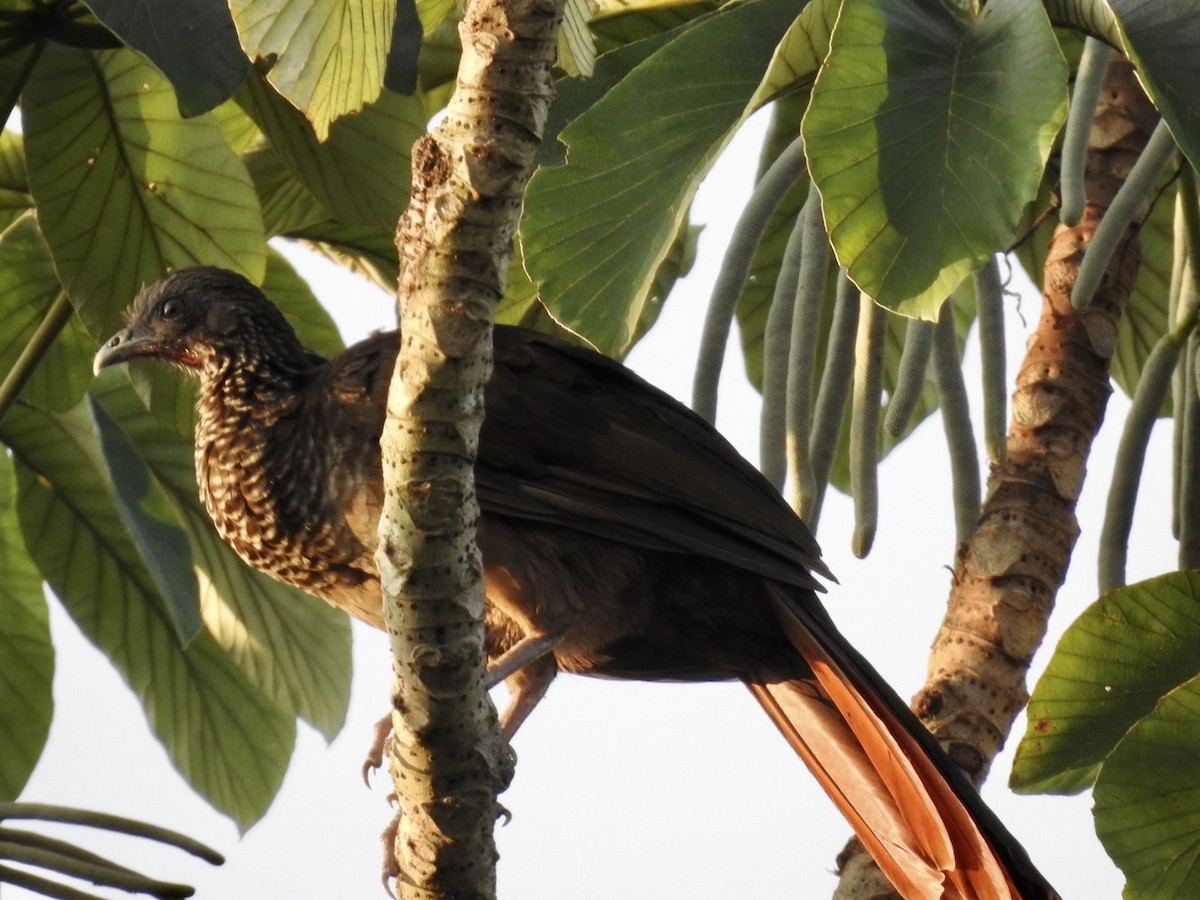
[160,298,181,319]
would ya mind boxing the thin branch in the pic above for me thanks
[377,1,566,896]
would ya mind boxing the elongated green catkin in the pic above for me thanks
[974,255,1008,462]
[693,135,808,421]
[759,208,806,489]
[882,318,933,438]
[1098,336,1184,592]
[1060,38,1111,226]
[786,183,831,519]
[931,308,981,545]
[1072,119,1178,309]
[808,270,860,528]
[849,294,886,558]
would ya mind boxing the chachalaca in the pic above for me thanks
[94,266,1056,899]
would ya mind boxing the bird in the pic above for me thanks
[94,266,1055,900]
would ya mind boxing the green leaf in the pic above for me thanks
[590,0,719,54]
[90,395,202,643]
[0,451,53,802]
[238,72,424,231]
[82,0,250,116]
[0,215,94,412]
[557,0,598,77]
[22,45,265,340]
[1107,0,1200,172]
[384,0,421,94]
[3,400,293,829]
[1012,570,1200,795]
[1093,675,1200,899]
[522,0,804,357]
[757,0,839,102]
[245,145,329,237]
[230,0,395,140]
[538,9,695,169]
[804,0,1067,317]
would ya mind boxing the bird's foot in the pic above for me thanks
[380,805,401,896]
[363,713,392,785]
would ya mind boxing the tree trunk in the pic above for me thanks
[835,54,1161,898]
[375,2,565,897]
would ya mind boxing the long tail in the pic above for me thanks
[747,588,1056,900]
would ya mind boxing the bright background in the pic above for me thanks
[15,112,1164,897]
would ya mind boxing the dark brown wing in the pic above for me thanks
[479,327,832,592]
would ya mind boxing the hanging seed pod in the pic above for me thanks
[849,294,886,558]
[759,207,806,490]
[808,269,860,529]
[974,255,1009,463]
[786,182,830,519]
[932,306,981,545]
[693,135,808,421]
[883,318,933,438]
[1072,121,1178,309]
[1060,38,1112,226]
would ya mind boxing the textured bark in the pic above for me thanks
[376,1,564,897]
[835,55,1160,897]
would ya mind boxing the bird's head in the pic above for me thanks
[93,267,314,378]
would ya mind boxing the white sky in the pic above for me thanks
[12,113,1163,898]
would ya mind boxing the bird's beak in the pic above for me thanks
[93,324,160,375]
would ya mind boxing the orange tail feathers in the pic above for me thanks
[751,590,1057,900]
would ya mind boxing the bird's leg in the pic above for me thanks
[485,630,565,687]
[496,653,558,740]
[365,629,566,781]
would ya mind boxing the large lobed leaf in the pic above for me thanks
[1013,570,1200,897]
[521,0,804,357]
[3,400,293,829]
[238,71,425,232]
[1108,0,1200,172]
[22,45,265,340]
[804,0,1066,318]
[82,0,250,116]
[1012,570,1200,794]
[91,395,203,644]
[230,0,395,141]
[0,452,53,802]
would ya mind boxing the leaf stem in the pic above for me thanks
[0,289,74,424]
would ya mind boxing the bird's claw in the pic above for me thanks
[363,713,393,786]
[380,806,402,895]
